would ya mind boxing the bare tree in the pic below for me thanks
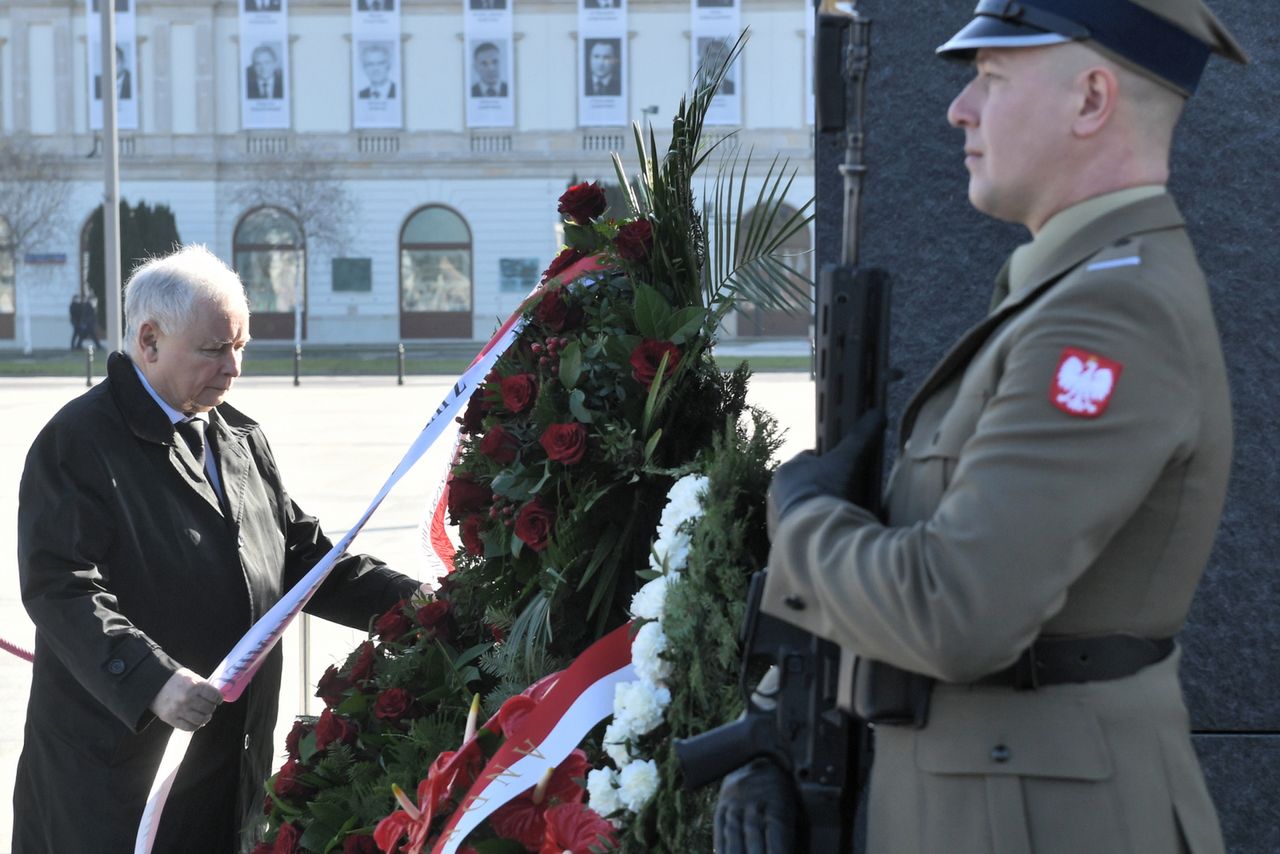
[0,135,74,353]
[231,144,360,348]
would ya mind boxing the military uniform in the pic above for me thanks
[762,187,1231,852]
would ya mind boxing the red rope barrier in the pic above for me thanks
[1,636,34,663]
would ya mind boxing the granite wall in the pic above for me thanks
[814,2,1280,850]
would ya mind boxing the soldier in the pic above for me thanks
[717,1,1248,852]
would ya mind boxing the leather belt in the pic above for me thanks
[973,635,1175,690]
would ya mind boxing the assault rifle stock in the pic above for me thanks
[674,9,890,852]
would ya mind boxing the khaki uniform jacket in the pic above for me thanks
[762,191,1231,854]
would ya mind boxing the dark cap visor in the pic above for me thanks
[937,15,1072,60]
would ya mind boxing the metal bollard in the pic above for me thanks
[293,345,301,387]
[85,344,95,387]
[397,343,405,386]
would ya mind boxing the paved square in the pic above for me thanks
[0,369,813,851]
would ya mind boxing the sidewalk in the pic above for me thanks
[0,371,814,851]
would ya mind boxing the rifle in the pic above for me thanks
[674,7,891,852]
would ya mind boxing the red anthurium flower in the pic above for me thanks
[540,802,619,854]
[479,692,539,740]
[374,765,460,854]
[488,750,590,850]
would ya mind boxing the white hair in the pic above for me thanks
[123,245,249,353]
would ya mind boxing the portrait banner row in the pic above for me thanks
[85,0,138,131]
[465,0,514,127]
[240,0,290,129]
[691,0,741,126]
[353,0,403,128]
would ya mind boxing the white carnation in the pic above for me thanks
[631,621,671,684]
[613,679,671,737]
[617,758,660,812]
[586,767,623,817]
[630,574,671,621]
[603,718,633,766]
[661,475,709,529]
[649,529,692,575]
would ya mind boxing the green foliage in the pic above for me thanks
[620,407,782,853]
[85,198,182,326]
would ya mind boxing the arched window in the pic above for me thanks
[399,205,473,339]
[736,203,812,338]
[0,218,15,340]
[234,206,306,340]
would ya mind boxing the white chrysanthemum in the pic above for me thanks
[603,719,633,767]
[630,574,672,621]
[632,621,671,684]
[613,680,671,737]
[649,529,692,575]
[586,767,623,817]
[617,758,660,812]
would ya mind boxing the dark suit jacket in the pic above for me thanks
[245,0,281,10]
[470,81,508,98]
[359,82,397,99]
[246,67,283,99]
[13,353,418,853]
[358,0,395,9]
[585,73,620,97]
[93,70,131,100]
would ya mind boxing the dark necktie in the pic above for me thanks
[176,418,206,468]
[486,86,496,97]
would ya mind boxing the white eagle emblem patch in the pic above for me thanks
[1051,347,1123,418]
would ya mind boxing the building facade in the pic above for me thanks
[0,0,815,349]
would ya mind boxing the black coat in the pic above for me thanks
[14,353,419,853]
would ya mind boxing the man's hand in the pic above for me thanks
[150,668,223,732]
[769,409,886,520]
[714,758,798,854]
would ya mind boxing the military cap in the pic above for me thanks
[937,0,1249,95]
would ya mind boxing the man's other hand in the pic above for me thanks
[769,408,886,520]
[714,758,797,854]
[150,668,223,731]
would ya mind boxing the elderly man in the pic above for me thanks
[717,1,1248,852]
[13,246,421,852]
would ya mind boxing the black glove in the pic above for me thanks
[713,758,798,854]
[769,409,886,520]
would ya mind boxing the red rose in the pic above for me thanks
[284,719,310,760]
[479,424,520,464]
[273,822,301,854]
[374,603,412,644]
[542,247,586,283]
[557,181,607,225]
[342,835,379,854]
[534,286,583,332]
[458,388,489,434]
[374,687,413,722]
[613,218,654,263]
[272,758,313,802]
[447,476,492,523]
[315,665,351,709]
[415,599,454,643]
[539,423,588,465]
[513,499,554,552]
[500,373,538,413]
[541,803,619,854]
[460,515,485,555]
[314,707,358,751]
[629,339,682,387]
[252,843,274,854]
[349,640,376,685]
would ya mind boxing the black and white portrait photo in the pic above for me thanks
[246,42,284,99]
[583,38,621,97]
[357,0,395,11]
[695,0,734,7]
[583,0,623,8]
[90,0,130,13]
[92,43,133,100]
[243,0,282,11]
[469,40,509,98]
[357,41,397,99]
[468,0,507,9]
[696,36,735,95]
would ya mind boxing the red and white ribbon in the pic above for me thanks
[432,622,635,854]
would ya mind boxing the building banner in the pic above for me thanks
[691,0,740,126]
[577,0,626,127]
[240,0,290,130]
[86,0,138,131]
[805,0,814,126]
[465,0,514,128]
[353,0,403,128]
